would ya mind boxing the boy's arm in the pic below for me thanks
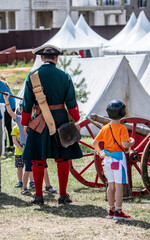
[3,93,16,121]
[122,137,135,149]
[12,136,23,152]
[93,139,101,155]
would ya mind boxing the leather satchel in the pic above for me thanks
[57,121,81,148]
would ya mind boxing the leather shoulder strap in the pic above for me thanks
[30,70,56,135]
[109,123,125,152]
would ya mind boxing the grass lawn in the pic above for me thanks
[1,141,150,240]
[0,63,150,239]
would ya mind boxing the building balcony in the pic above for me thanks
[70,0,124,10]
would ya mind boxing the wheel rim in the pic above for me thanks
[69,119,106,188]
[141,140,150,193]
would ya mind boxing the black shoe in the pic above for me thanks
[31,195,44,205]
[6,147,15,153]
[58,194,72,204]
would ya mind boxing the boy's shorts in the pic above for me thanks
[104,155,128,184]
[15,155,24,168]
[24,160,48,172]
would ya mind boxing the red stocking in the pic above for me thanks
[32,159,46,197]
[55,159,70,196]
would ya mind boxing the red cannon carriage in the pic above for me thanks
[69,114,150,196]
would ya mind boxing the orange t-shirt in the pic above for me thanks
[95,123,130,152]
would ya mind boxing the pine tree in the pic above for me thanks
[57,56,90,105]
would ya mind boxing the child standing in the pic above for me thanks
[93,100,135,220]
[11,124,24,188]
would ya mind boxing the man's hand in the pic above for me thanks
[24,126,29,136]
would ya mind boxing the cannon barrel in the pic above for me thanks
[90,114,150,137]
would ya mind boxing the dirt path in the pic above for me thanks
[0,67,31,75]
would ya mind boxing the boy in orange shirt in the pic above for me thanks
[93,100,135,220]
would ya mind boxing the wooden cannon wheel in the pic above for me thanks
[69,119,106,188]
[141,140,150,193]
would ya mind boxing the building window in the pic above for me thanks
[0,12,6,29]
[8,12,15,29]
[102,0,120,5]
[124,0,130,5]
[36,11,53,29]
[138,0,147,7]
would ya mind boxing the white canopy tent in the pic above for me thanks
[119,32,150,53]
[75,14,107,45]
[75,14,108,57]
[43,15,103,51]
[103,11,150,55]
[103,12,137,48]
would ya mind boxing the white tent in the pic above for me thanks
[141,62,150,94]
[75,14,108,57]
[124,54,149,80]
[120,32,150,53]
[103,54,149,80]
[103,11,150,55]
[42,15,103,50]
[103,12,137,48]
[66,56,150,123]
[75,14,107,45]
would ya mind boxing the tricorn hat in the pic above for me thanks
[32,44,62,55]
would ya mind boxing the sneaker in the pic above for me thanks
[14,182,23,188]
[113,211,131,220]
[21,188,32,196]
[108,210,115,219]
[31,195,44,205]
[44,185,57,194]
[29,181,35,189]
[58,194,72,204]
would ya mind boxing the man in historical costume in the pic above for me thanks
[21,44,83,205]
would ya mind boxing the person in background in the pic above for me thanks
[93,100,135,220]
[4,93,57,195]
[0,77,16,152]
[21,44,83,205]
[1,75,11,89]
[11,123,24,188]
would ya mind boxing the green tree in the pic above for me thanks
[57,56,90,104]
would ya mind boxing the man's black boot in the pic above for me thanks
[58,194,72,204]
[31,195,44,205]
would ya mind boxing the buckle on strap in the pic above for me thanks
[33,85,43,93]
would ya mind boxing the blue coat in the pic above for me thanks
[0,81,16,110]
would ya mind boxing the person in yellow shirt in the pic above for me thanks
[11,124,24,188]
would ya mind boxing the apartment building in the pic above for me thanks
[0,0,125,31]
[0,0,149,31]
[125,0,150,20]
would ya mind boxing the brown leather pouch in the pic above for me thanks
[28,114,46,134]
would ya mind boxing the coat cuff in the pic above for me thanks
[68,104,80,122]
[21,111,31,126]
